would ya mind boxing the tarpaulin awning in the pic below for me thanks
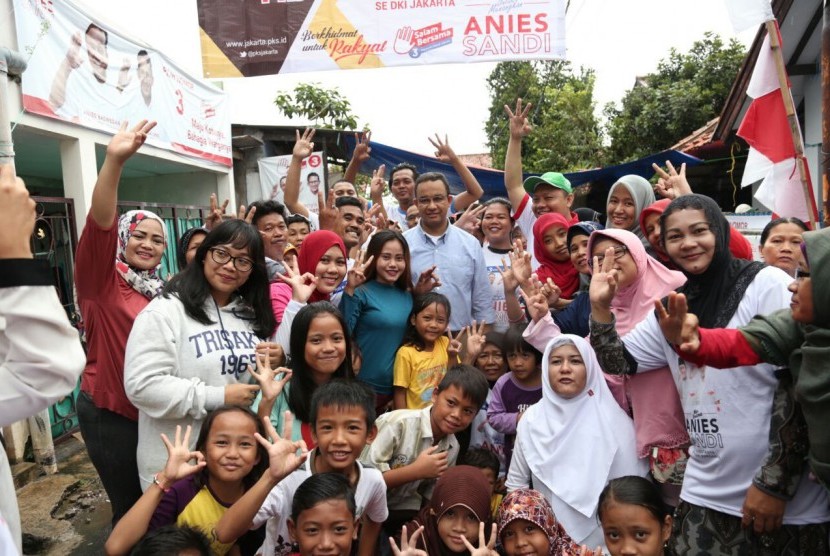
[344,135,703,198]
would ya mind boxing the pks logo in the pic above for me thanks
[394,23,453,58]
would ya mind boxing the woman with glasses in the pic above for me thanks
[588,195,830,554]
[75,121,166,524]
[124,219,276,491]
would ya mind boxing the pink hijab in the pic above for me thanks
[587,228,685,333]
[587,228,689,458]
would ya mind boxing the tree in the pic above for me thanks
[274,82,363,130]
[604,32,746,162]
[485,60,605,173]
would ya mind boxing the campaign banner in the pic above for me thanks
[197,0,566,78]
[13,0,232,166]
[258,152,326,215]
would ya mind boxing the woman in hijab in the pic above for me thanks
[496,489,582,556]
[176,226,208,272]
[639,198,753,266]
[403,465,493,555]
[272,230,347,357]
[75,121,165,524]
[605,175,655,248]
[532,213,580,300]
[506,335,646,549]
[589,194,830,554]
[659,226,830,493]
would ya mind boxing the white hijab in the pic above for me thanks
[517,335,642,520]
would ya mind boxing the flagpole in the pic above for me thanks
[764,20,820,229]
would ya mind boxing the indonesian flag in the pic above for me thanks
[725,0,773,32]
[737,27,814,220]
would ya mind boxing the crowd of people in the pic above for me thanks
[1,99,829,556]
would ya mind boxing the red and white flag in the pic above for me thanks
[725,0,773,32]
[737,27,813,220]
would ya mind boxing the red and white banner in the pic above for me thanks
[197,0,566,78]
[737,26,817,221]
[13,0,232,166]
[258,152,326,215]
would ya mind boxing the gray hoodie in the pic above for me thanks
[124,294,263,490]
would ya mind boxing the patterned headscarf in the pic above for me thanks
[497,489,579,556]
[115,210,167,299]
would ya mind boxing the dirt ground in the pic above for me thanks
[16,435,112,555]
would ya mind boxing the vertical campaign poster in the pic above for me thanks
[258,152,326,214]
[13,0,232,166]
[198,0,566,78]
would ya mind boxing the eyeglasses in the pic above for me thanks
[589,246,628,269]
[209,248,254,272]
[794,268,811,281]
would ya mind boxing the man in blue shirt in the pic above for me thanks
[404,172,495,332]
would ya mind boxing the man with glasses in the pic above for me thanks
[403,172,494,333]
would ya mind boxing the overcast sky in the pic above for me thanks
[73,0,757,156]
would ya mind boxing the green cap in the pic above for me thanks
[523,172,573,195]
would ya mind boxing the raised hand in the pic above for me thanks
[318,188,338,232]
[461,522,498,556]
[255,413,309,483]
[447,329,464,362]
[248,350,292,403]
[276,258,318,303]
[390,525,427,556]
[107,120,157,164]
[345,249,374,295]
[412,445,449,479]
[454,204,485,236]
[465,320,487,363]
[205,193,230,230]
[504,98,533,140]
[576,546,604,556]
[293,128,315,160]
[655,292,701,354]
[498,257,518,292]
[589,246,620,309]
[539,276,562,306]
[0,165,36,259]
[353,131,372,163]
[518,283,549,323]
[653,161,692,200]
[428,133,458,164]
[508,244,533,287]
[370,164,387,200]
[414,265,441,295]
[159,425,206,486]
[237,203,256,224]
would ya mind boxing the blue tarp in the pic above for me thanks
[344,136,702,199]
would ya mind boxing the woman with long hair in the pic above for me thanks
[125,219,276,490]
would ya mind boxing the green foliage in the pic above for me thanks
[485,61,605,173]
[604,32,746,162]
[274,82,363,130]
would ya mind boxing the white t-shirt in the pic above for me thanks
[254,454,388,556]
[621,266,830,523]
[384,200,410,231]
